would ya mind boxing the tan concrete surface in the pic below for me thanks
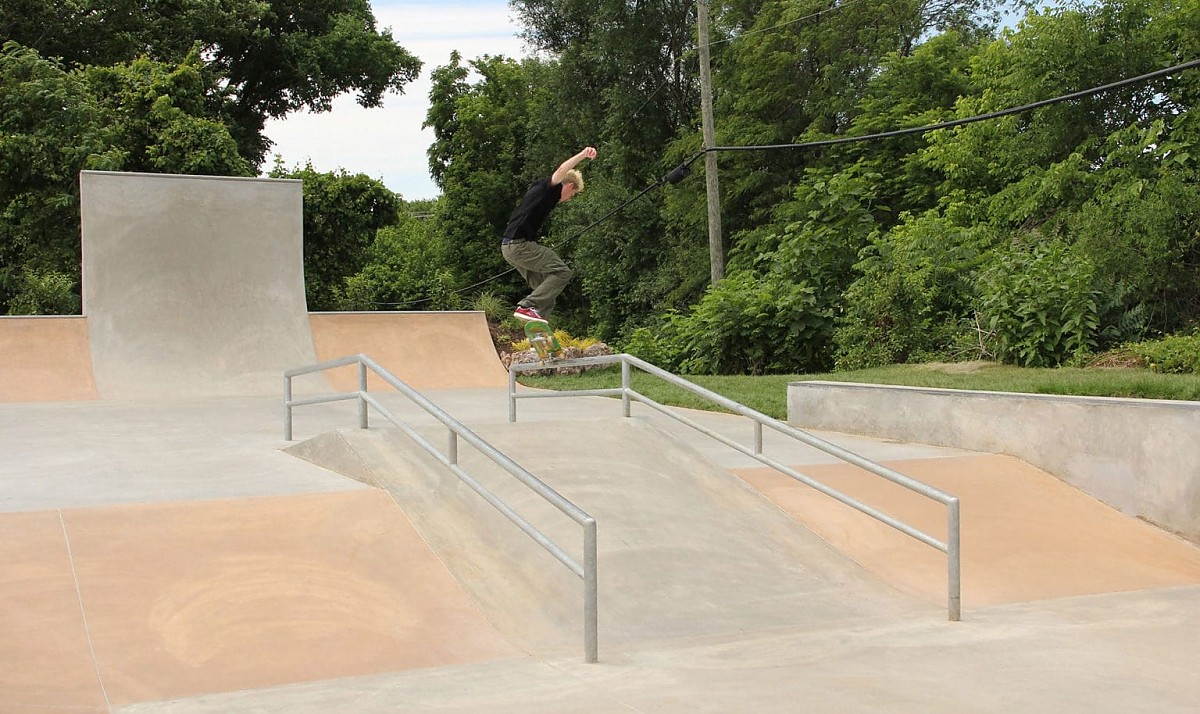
[0,489,520,710]
[736,453,1200,606]
[80,172,322,398]
[0,316,98,402]
[0,510,106,713]
[309,311,509,390]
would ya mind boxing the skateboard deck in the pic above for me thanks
[523,321,562,361]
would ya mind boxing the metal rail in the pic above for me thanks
[509,353,961,621]
[285,354,599,662]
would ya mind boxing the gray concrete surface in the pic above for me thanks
[6,388,1200,712]
[789,380,1200,542]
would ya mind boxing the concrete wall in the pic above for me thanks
[788,381,1200,543]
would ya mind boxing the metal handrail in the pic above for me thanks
[284,353,599,662]
[509,353,961,621]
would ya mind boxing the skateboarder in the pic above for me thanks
[501,146,597,324]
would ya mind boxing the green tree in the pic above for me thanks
[425,52,532,297]
[337,199,460,311]
[0,0,422,164]
[0,42,262,313]
[0,43,116,312]
[269,164,401,311]
[83,53,254,176]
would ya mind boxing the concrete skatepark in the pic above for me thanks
[3,171,1200,712]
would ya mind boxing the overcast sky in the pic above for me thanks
[262,1,527,201]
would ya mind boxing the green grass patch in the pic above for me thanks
[517,360,1200,421]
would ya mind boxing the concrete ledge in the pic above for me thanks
[788,381,1200,543]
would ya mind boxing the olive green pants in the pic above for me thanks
[501,240,574,315]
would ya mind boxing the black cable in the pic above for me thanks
[708,57,1200,154]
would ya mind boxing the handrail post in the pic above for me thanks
[509,363,518,422]
[948,497,961,621]
[583,518,598,663]
[621,358,631,417]
[283,375,293,441]
[357,359,369,429]
[448,431,459,465]
[754,421,763,455]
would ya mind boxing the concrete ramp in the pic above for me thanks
[0,316,97,402]
[287,418,933,655]
[79,171,321,398]
[309,311,508,390]
[737,454,1200,607]
[0,489,519,710]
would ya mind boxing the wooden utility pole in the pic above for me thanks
[697,0,724,283]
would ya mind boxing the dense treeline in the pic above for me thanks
[421,0,1199,373]
[3,0,1198,375]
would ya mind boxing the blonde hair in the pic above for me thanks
[563,169,584,192]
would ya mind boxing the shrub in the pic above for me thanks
[7,268,79,315]
[1127,332,1200,374]
[976,238,1100,367]
[834,213,993,369]
[627,271,834,375]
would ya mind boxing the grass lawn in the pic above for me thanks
[517,360,1200,421]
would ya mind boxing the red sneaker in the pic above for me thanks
[513,306,548,324]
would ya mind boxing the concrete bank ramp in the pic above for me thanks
[286,418,935,655]
[738,454,1200,607]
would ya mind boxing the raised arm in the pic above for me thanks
[551,146,597,184]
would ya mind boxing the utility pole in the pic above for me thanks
[697,0,723,283]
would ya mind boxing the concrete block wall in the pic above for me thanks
[788,381,1200,543]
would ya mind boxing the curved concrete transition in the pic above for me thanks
[0,316,97,402]
[309,311,508,390]
[80,171,320,398]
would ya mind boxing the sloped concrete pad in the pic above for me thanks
[736,454,1200,606]
[79,171,321,398]
[0,316,97,402]
[309,311,509,390]
[0,489,520,710]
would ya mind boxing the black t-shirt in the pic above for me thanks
[502,178,563,242]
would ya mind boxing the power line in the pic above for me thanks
[703,57,1200,156]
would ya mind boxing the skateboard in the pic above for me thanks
[523,321,562,361]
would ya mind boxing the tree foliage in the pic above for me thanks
[268,164,402,311]
[0,0,421,163]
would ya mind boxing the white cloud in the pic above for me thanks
[263,1,528,200]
